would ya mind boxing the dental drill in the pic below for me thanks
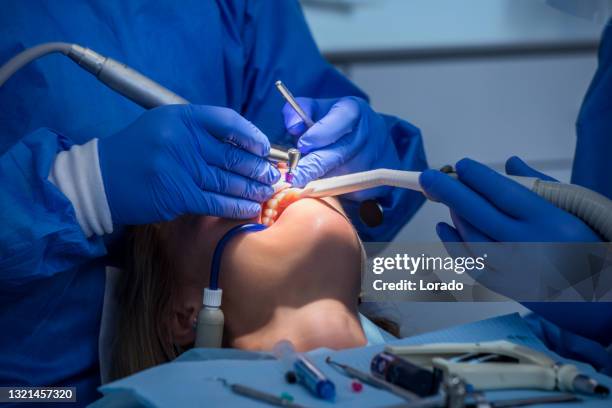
[0,42,290,162]
[299,168,612,242]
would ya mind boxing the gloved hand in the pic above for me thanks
[99,104,280,225]
[282,96,400,200]
[419,157,601,243]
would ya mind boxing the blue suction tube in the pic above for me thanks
[209,223,267,290]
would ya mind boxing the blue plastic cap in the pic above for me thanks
[317,380,336,400]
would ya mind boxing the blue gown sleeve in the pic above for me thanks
[572,19,612,199]
[525,312,612,375]
[0,128,106,287]
[239,0,427,241]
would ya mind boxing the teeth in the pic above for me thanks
[261,187,302,225]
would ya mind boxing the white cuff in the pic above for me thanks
[48,138,113,237]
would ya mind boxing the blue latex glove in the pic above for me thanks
[282,96,401,200]
[99,105,280,225]
[421,158,612,350]
[419,157,601,243]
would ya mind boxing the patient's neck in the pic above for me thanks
[218,199,366,351]
[171,198,366,352]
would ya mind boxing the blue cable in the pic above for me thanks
[209,223,267,290]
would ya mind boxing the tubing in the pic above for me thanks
[0,42,72,86]
[1,43,289,159]
[532,180,612,242]
[301,169,422,198]
[209,223,267,290]
[195,223,266,349]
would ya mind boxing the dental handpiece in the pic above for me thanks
[0,43,292,162]
[300,168,612,241]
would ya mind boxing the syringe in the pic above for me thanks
[273,340,336,401]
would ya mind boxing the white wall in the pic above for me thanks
[352,54,598,242]
[302,1,602,335]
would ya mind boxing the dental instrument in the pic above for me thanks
[299,168,612,242]
[216,378,308,408]
[274,340,336,400]
[385,340,610,397]
[0,43,291,163]
[274,80,315,128]
[325,357,420,401]
[274,80,309,182]
[194,223,267,349]
[286,148,301,183]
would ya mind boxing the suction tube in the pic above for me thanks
[194,223,267,349]
[526,179,612,242]
[209,223,267,290]
[301,169,612,241]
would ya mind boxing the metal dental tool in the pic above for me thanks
[270,146,291,162]
[0,43,291,163]
[274,81,311,182]
[298,168,612,241]
[275,80,315,128]
[216,378,308,408]
[286,148,301,183]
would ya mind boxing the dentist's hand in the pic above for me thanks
[282,96,400,200]
[420,157,601,243]
[98,104,280,225]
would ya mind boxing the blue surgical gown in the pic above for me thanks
[526,19,612,375]
[572,19,612,199]
[0,1,426,405]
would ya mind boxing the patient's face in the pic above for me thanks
[163,192,366,352]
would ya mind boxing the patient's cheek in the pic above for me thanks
[260,188,301,226]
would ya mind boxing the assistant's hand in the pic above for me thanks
[420,157,601,243]
[98,105,280,225]
[282,96,400,200]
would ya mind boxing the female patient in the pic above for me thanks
[110,191,374,380]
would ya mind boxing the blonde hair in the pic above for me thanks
[109,224,179,381]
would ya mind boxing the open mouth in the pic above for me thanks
[260,187,301,226]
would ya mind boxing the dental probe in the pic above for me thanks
[275,81,310,181]
[299,168,612,242]
[216,378,309,408]
[275,80,315,128]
